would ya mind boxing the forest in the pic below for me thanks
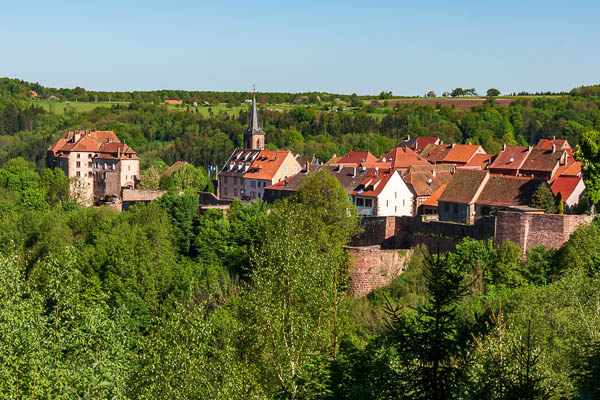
[1,78,600,398]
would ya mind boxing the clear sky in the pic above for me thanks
[2,0,598,95]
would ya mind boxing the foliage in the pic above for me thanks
[530,183,558,213]
[577,130,600,208]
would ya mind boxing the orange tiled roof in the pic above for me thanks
[490,146,531,171]
[352,168,396,197]
[551,176,583,201]
[421,144,452,162]
[535,137,571,151]
[421,184,447,207]
[445,144,485,163]
[332,150,378,167]
[560,160,582,177]
[244,150,290,180]
[463,153,494,169]
[380,146,431,169]
[520,149,564,173]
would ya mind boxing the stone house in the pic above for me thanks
[47,130,139,204]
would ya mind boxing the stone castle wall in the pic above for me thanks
[494,211,593,253]
[347,246,412,297]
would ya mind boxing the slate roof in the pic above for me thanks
[551,176,583,201]
[220,149,261,176]
[380,146,431,169]
[245,95,266,136]
[476,175,543,207]
[489,146,531,171]
[438,170,488,204]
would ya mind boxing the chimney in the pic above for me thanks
[552,144,556,154]
[451,143,456,148]
[118,146,121,158]
[432,170,436,177]
[352,167,356,178]
[502,143,506,151]
[528,146,532,152]
[305,160,309,173]
[375,167,379,176]
[552,136,556,140]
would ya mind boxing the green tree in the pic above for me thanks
[577,130,600,211]
[487,88,501,97]
[530,183,557,213]
[156,189,199,254]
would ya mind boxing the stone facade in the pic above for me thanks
[494,211,594,253]
[347,246,412,297]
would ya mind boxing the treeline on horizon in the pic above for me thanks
[0,77,587,104]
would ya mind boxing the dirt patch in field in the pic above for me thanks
[388,98,526,110]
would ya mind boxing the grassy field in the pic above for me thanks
[30,100,128,114]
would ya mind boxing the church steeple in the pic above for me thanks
[244,94,265,150]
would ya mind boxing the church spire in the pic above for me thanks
[244,89,265,150]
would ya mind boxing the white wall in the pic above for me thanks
[377,172,414,216]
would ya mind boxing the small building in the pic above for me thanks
[28,90,38,99]
[352,168,414,217]
[551,176,586,213]
[325,150,378,167]
[164,99,183,105]
[489,145,532,175]
[377,145,431,173]
[438,170,544,224]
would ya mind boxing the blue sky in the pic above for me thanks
[2,0,598,95]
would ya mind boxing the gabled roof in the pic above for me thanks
[403,168,453,197]
[520,149,564,172]
[220,149,261,176]
[476,175,543,207]
[243,150,291,180]
[335,150,378,166]
[352,169,397,197]
[551,176,583,201]
[421,184,447,207]
[48,130,127,156]
[445,144,486,163]
[535,137,571,151]
[489,146,531,171]
[163,161,189,176]
[398,136,441,152]
[438,170,488,204]
[559,160,582,177]
[265,165,369,195]
[380,146,431,169]
[421,144,453,162]
[462,153,494,170]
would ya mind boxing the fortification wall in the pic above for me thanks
[352,216,396,248]
[347,246,412,297]
[494,211,593,253]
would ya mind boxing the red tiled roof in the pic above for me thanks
[244,150,290,180]
[490,146,531,171]
[421,144,452,162]
[445,144,486,163]
[415,137,441,151]
[438,170,488,204]
[476,175,543,207]
[164,99,183,104]
[551,176,582,201]
[421,184,447,207]
[334,150,378,166]
[403,169,453,197]
[536,137,571,151]
[463,153,494,169]
[352,169,396,197]
[560,161,582,177]
[520,149,563,172]
[380,146,431,169]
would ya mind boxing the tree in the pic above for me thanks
[577,130,600,211]
[386,251,472,400]
[487,88,501,97]
[427,91,436,98]
[138,167,162,190]
[156,189,199,254]
[530,183,557,214]
[171,164,213,192]
[451,88,465,97]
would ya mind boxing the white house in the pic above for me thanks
[351,168,414,216]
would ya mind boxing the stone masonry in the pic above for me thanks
[347,246,412,297]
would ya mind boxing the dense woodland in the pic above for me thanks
[2,79,600,398]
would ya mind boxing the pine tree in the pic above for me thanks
[530,183,557,214]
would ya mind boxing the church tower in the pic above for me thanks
[243,95,265,150]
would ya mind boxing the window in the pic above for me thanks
[453,204,458,214]
[88,154,92,158]
[58,160,62,168]
[356,198,364,207]
[111,164,115,170]
[76,171,81,177]
[77,153,81,158]
[76,161,81,168]
[88,172,92,177]
[88,162,92,168]
[233,188,237,196]
[251,181,256,188]
[284,167,288,175]
[395,192,397,199]
[386,200,389,207]
[293,167,298,173]
[224,176,228,184]
[128,165,131,171]
[395,206,398,213]
[403,199,405,206]
[365,199,373,207]
[104,162,107,170]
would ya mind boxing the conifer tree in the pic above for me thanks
[530,183,557,214]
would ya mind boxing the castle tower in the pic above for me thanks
[243,95,265,150]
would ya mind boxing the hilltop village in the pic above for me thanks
[45,95,591,295]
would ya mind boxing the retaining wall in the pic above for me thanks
[347,246,412,297]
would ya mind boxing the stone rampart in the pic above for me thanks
[347,246,412,296]
[352,216,396,248]
[494,211,593,253]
